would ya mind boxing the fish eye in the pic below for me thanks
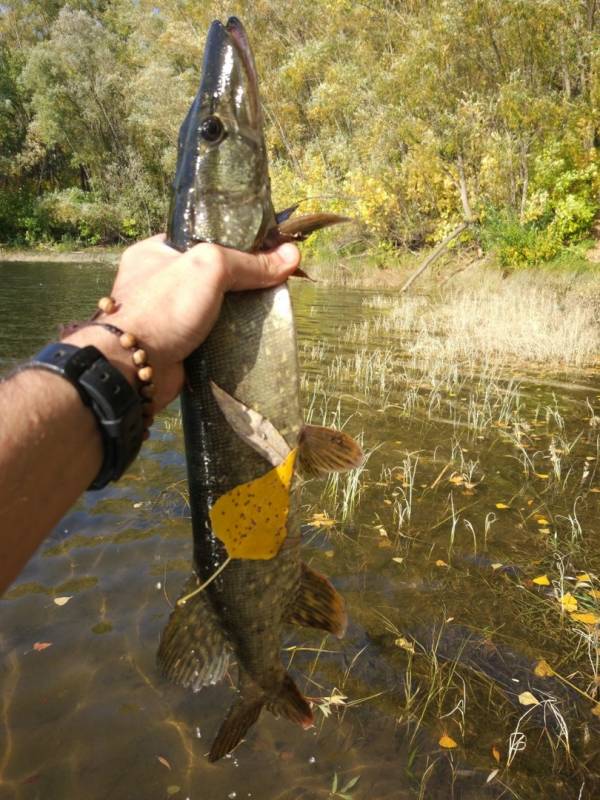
[200,115,225,144]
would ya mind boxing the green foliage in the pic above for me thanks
[1,0,600,259]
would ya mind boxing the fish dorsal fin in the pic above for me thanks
[157,574,231,692]
[210,381,290,466]
[275,203,300,224]
[298,424,364,478]
[277,212,350,241]
[286,562,347,638]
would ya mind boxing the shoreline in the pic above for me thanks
[0,246,122,264]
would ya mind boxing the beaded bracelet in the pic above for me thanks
[63,296,156,439]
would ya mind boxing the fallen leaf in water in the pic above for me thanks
[33,642,52,652]
[571,612,600,625]
[324,550,334,558]
[435,559,449,568]
[310,513,336,528]
[395,636,415,654]
[532,575,550,586]
[53,596,72,606]
[589,590,600,599]
[534,659,554,677]
[384,499,392,505]
[538,528,551,535]
[486,769,499,784]
[491,745,501,763]
[592,703,600,717]
[560,592,578,612]
[535,473,549,479]
[449,475,464,485]
[536,517,550,525]
[495,503,510,509]
[157,755,171,770]
[518,691,539,706]
[590,487,600,493]
[576,573,592,583]
[439,734,458,749]
[491,563,503,571]
[166,786,180,796]
[392,557,404,564]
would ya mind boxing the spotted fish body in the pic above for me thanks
[158,17,350,761]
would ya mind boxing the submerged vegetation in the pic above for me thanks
[2,0,600,270]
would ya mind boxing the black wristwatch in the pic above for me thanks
[18,343,144,490]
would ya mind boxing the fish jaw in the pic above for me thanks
[167,17,276,253]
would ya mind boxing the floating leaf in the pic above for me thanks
[495,503,510,509]
[592,703,600,717]
[535,473,549,479]
[439,734,458,749]
[486,769,499,784]
[576,573,592,583]
[310,512,336,528]
[392,557,404,564]
[560,592,578,612]
[538,528,551,535]
[534,659,554,677]
[536,517,550,525]
[166,786,180,796]
[491,563,503,571]
[571,612,600,625]
[157,755,171,770]
[449,475,464,485]
[33,642,52,652]
[589,590,600,599]
[491,745,501,763]
[532,575,550,586]
[518,691,539,706]
[394,636,415,654]
[324,550,335,558]
[435,559,449,568]
[53,596,72,606]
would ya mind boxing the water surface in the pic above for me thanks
[1,260,600,800]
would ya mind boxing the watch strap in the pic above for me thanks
[18,343,144,490]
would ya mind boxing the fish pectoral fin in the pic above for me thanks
[210,381,291,467]
[298,423,364,478]
[285,562,347,638]
[157,574,230,692]
[277,212,350,241]
[266,673,314,728]
[209,692,264,762]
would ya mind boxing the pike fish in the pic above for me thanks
[157,17,361,762]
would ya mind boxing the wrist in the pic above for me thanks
[63,325,138,388]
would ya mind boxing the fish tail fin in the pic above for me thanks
[157,574,230,692]
[209,673,313,762]
[208,694,264,762]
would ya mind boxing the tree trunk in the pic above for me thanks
[400,222,470,294]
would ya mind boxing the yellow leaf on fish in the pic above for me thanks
[571,612,600,625]
[560,592,578,612]
[518,691,539,706]
[533,659,554,677]
[210,449,297,560]
[439,734,458,749]
[532,575,550,586]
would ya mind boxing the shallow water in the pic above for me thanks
[1,261,600,800]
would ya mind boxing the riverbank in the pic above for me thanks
[0,245,121,264]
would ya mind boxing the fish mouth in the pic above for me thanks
[201,16,260,128]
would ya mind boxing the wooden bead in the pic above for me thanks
[132,348,147,366]
[98,296,116,314]
[119,332,136,349]
[138,365,153,382]
[141,383,155,399]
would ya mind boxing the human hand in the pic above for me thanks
[67,235,301,412]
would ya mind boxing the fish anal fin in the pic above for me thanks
[157,574,230,692]
[210,381,291,466]
[299,423,364,478]
[267,673,314,729]
[208,694,264,762]
[286,562,347,638]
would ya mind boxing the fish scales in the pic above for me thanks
[158,16,353,762]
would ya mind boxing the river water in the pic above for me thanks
[1,260,600,800]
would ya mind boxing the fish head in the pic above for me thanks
[168,16,275,253]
